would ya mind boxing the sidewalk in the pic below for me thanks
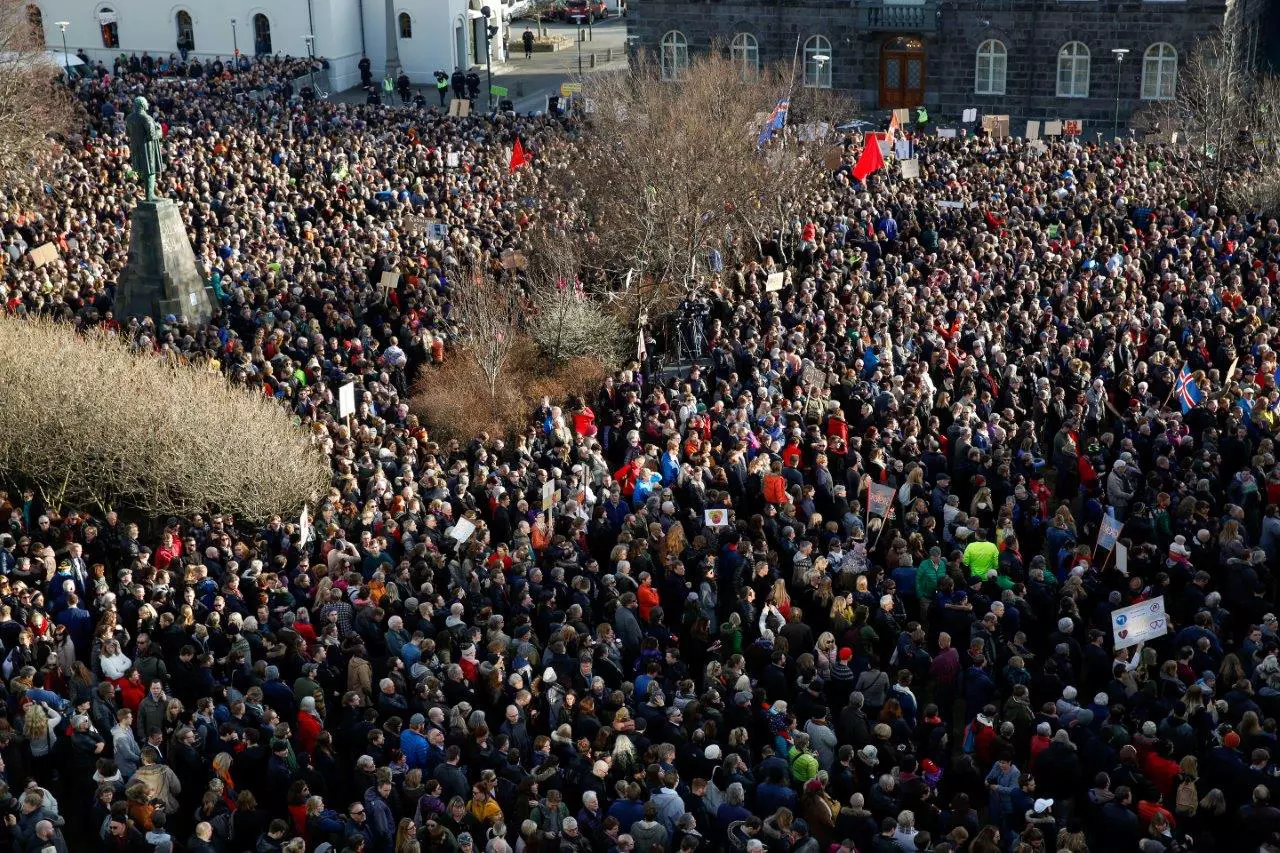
[331,18,627,115]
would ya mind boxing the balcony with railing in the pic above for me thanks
[857,0,940,32]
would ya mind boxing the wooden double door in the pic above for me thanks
[880,36,925,109]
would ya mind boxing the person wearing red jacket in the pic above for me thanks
[636,574,660,622]
[296,696,323,756]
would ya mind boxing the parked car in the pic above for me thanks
[561,0,608,23]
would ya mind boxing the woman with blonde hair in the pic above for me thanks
[661,521,687,563]
[23,701,59,786]
[814,633,838,680]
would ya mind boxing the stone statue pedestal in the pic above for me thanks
[115,199,212,324]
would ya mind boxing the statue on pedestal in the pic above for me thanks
[125,96,164,201]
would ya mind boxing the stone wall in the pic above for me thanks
[629,0,1246,129]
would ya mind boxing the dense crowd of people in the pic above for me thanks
[1,48,1280,853]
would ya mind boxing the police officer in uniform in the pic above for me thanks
[451,67,466,100]
[434,71,449,107]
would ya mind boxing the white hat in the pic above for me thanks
[858,745,879,765]
[1033,798,1054,814]
[543,667,557,684]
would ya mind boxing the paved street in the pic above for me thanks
[333,17,628,115]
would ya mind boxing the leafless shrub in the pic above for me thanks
[0,0,76,184]
[0,316,330,521]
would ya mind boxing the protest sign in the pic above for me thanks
[1045,120,1063,136]
[448,98,470,117]
[560,82,583,97]
[894,139,912,160]
[867,483,895,518]
[893,108,910,124]
[823,147,844,171]
[937,128,957,138]
[1096,512,1123,551]
[937,200,965,209]
[1063,119,1083,137]
[765,272,786,292]
[541,479,557,511]
[1112,596,1168,649]
[982,114,1010,139]
[446,152,460,168]
[299,505,312,546]
[428,222,449,241]
[1115,541,1129,576]
[338,381,356,417]
[403,215,429,235]
[29,243,57,267]
[378,270,399,292]
[801,363,827,389]
[1025,120,1041,140]
[704,508,730,528]
[962,108,977,123]
[449,517,476,545]
[900,158,920,179]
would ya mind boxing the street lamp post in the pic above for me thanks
[576,19,583,74]
[54,21,70,81]
[302,34,317,94]
[230,18,239,58]
[481,6,495,113]
[1112,47,1129,142]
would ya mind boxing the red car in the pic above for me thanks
[561,0,607,22]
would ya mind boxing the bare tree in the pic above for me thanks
[0,0,75,183]
[0,317,330,521]
[1142,14,1280,208]
[548,49,830,327]
[450,262,524,398]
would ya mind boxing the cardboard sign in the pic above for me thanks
[982,114,1010,139]
[823,147,844,171]
[937,128,957,138]
[448,98,471,117]
[446,152,460,168]
[801,363,827,389]
[1063,119,1083,137]
[867,483,895,518]
[1045,120,1063,137]
[338,381,357,417]
[559,82,583,97]
[428,222,448,241]
[1025,120,1041,141]
[892,108,910,124]
[29,243,57,267]
[449,516,476,544]
[403,215,429,235]
[962,108,977,123]
[900,158,920,179]
[765,271,786,292]
[541,479,557,511]
[379,270,399,291]
[704,508,730,528]
[1112,595,1168,650]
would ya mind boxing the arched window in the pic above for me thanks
[27,5,44,46]
[660,30,688,81]
[1056,41,1090,97]
[730,32,758,78]
[398,12,412,39]
[98,7,119,49]
[176,10,194,51]
[803,35,831,88]
[252,12,271,55]
[975,39,1006,95]
[1141,43,1177,100]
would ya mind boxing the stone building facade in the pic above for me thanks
[628,0,1268,129]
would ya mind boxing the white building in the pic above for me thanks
[25,0,513,91]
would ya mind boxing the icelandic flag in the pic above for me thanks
[757,98,790,148]
[1175,363,1203,414]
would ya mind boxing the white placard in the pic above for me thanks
[449,517,476,545]
[704,509,730,528]
[938,200,965,209]
[1045,120,1063,137]
[447,152,460,168]
[338,381,357,417]
[765,272,785,292]
[299,505,312,546]
[894,139,912,160]
[1025,120,1040,140]
[876,139,891,157]
[541,479,556,511]
[937,128,957,138]
[428,222,448,241]
[900,158,920,179]
[1112,595,1168,650]
[962,108,977,123]
[1115,541,1128,576]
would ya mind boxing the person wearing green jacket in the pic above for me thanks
[789,732,820,784]
[916,546,947,628]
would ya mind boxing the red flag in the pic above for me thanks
[852,135,885,182]
[509,138,531,172]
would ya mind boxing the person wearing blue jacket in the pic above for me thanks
[400,714,430,770]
